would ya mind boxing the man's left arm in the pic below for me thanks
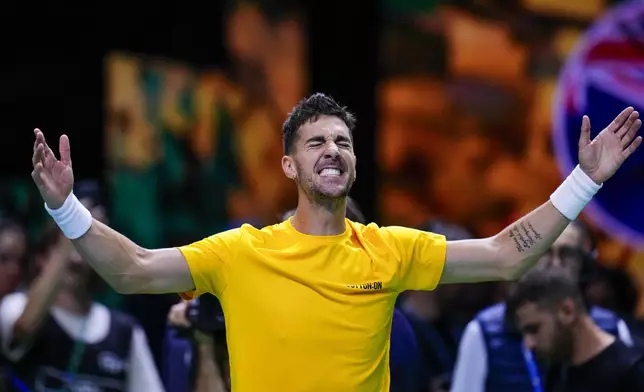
[441,107,641,284]
[442,201,568,283]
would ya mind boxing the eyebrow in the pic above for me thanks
[305,135,352,144]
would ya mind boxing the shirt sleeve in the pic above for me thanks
[380,226,447,291]
[177,228,242,299]
[128,326,166,392]
[0,292,33,362]
[450,320,487,392]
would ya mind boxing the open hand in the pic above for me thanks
[31,129,74,209]
[578,107,642,184]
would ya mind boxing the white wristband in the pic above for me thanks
[550,165,602,220]
[44,193,93,239]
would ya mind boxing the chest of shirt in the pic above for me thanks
[221,243,399,338]
[231,240,398,290]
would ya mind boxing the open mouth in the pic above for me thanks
[318,167,344,177]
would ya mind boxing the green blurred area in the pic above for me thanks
[1,67,241,311]
[382,0,439,13]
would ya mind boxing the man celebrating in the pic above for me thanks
[30,94,641,391]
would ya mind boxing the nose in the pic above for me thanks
[523,335,536,351]
[323,142,340,159]
[551,255,563,268]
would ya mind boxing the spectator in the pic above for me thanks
[0,218,27,298]
[508,267,644,391]
[451,221,634,392]
[0,218,27,392]
[0,188,164,392]
[165,299,228,392]
[401,220,474,392]
[585,264,644,343]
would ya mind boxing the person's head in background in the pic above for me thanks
[537,220,596,273]
[0,218,27,297]
[535,220,599,303]
[507,266,588,363]
[32,180,108,305]
[585,264,639,316]
[281,196,366,224]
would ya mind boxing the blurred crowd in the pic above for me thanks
[0,183,643,392]
[0,2,641,391]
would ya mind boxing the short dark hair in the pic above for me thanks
[282,93,357,154]
[506,267,585,318]
[0,218,25,237]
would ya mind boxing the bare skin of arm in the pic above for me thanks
[31,130,194,294]
[441,108,641,284]
[70,220,193,294]
[193,331,228,392]
[442,202,568,283]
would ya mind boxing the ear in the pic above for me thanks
[557,298,577,325]
[281,155,297,180]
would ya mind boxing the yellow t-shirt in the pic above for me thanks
[179,218,446,392]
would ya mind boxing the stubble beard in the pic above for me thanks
[297,168,355,210]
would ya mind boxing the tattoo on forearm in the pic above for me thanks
[508,221,542,253]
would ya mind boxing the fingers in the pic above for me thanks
[579,115,592,149]
[32,143,45,168]
[30,162,56,191]
[31,163,43,185]
[34,129,50,152]
[623,136,642,159]
[608,107,634,133]
[33,128,57,168]
[619,116,641,148]
[616,110,639,139]
[59,135,72,167]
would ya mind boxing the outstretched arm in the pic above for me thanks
[440,107,642,284]
[31,129,194,294]
[72,219,194,294]
[441,201,568,283]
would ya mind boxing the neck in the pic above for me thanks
[570,315,615,366]
[54,289,92,315]
[291,193,347,235]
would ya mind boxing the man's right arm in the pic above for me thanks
[31,131,195,295]
[72,218,194,294]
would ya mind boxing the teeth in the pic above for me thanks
[320,168,341,177]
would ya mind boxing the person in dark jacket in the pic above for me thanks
[451,221,634,392]
[508,267,644,392]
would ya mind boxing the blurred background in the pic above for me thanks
[1,0,643,391]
